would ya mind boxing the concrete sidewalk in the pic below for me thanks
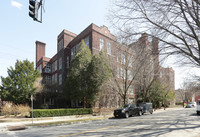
[0,114,113,132]
[0,106,184,132]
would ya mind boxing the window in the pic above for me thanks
[59,57,62,70]
[52,73,57,83]
[129,85,134,95]
[76,43,81,52]
[71,47,76,60]
[107,42,111,55]
[66,56,69,68]
[84,36,89,47]
[44,64,51,73]
[129,98,134,103]
[100,38,104,51]
[121,68,126,79]
[49,98,54,105]
[160,71,163,78]
[117,67,120,78]
[45,76,51,84]
[52,60,57,72]
[55,73,57,83]
[128,70,133,80]
[121,54,126,65]
[116,55,119,62]
[55,60,57,71]
[58,39,64,52]
[37,64,42,73]
[121,83,125,91]
[59,74,62,85]
[128,57,133,67]
[44,98,54,105]
[52,63,55,72]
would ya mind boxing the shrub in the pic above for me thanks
[30,108,92,118]
[176,102,183,105]
[1,102,13,116]
[15,104,31,117]
[1,103,30,117]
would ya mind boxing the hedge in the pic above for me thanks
[175,102,183,105]
[30,108,93,118]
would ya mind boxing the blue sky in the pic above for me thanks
[0,0,110,77]
[0,0,199,89]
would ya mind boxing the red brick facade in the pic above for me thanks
[35,23,174,109]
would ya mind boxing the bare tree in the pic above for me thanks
[175,88,186,107]
[110,0,200,68]
[176,80,200,107]
[110,33,159,106]
[110,42,139,106]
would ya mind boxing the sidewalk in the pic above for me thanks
[0,114,113,132]
[0,106,184,132]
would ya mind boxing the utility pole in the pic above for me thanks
[31,95,33,124]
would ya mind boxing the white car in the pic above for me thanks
[191,102,197,107]
[186,102,196,108]
[197,99,200,115]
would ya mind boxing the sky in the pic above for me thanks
[0,0,199,89]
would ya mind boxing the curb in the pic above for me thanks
[8,125,26,131]
[0,115,112,132]
[26,116,112,128]
[0,107,183,132]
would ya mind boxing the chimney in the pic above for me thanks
[152,37,160,80]
[152,37,159,54]
[35,41,46,66]
[139,33,148,45]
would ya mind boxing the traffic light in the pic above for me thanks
[29,0,39,21]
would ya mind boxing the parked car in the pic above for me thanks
[186,102,196,108]
[185,103,192,108]
[197,99,200,115]
[139,102,153,114]
[114,104,143,118]
[191,102,197,107]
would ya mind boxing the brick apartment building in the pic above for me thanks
[35,23,174,109]
[160,67,175,91]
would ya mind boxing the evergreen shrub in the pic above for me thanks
[30,108,92,118]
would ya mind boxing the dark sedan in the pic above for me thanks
[114,104,142,118]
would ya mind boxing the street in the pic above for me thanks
[0,107,200,137]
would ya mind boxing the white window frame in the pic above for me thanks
[128,56,133,67]
[128,70,133,80]
[71,47,76,60]
[37,64,42,73]
[128,98,134,103]
[121,54,126,65]
[44,64,51,73]
[107,42,111,55]
[100,38,104,51]
[121,68,126,79]
[117,67,120,78]
[84,36,89,47]
[121,83,125,91]
[129,85,134,95]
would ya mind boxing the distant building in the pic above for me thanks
[160,67,175,91]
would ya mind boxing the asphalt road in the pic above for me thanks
[1,107,200,137]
